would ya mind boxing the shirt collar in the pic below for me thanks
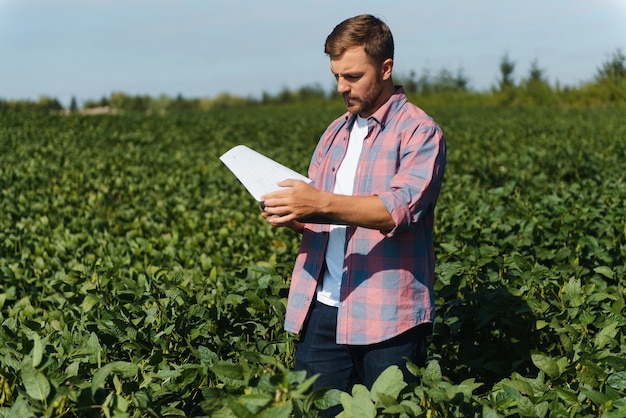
[343,86,407,132]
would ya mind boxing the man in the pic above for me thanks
[260,13,446,402]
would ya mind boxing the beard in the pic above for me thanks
[343,74,385,117]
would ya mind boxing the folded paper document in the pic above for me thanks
[219,145,312,201]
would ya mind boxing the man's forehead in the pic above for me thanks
[330,46,372,73]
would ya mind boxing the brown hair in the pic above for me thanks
[324,14,394,65]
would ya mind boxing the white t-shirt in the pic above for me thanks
[317,116,368,307]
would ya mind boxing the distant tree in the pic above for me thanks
[83,96,110,109]
[416,70,433,95]
[434,69,453,93]
[296,84,327,101]
[431,69,458,93]
[109,92,151,112]
[108,92,126,111]
[70,96,78,113]
[595,48,625,82]
[402,70,419,94]
[499,53,516,90]
[169,93,193,111]
[528,59,545,83]
[276,87,295,104]
[452,68,470,91]
[587,48,626,103]
[37,95,63,112]
[205,93,248,110]
[148,94,173,114]
[522,59,555,105]
[167,93,202,111]
[261,88,296,105]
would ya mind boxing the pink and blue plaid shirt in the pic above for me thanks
[284,87,446,345]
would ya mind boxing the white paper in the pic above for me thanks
[219,145,312,201]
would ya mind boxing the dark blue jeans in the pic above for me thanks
[295,300,430,416]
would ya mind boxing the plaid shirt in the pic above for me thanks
[284,87,446,345]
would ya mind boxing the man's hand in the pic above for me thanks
[260,179,320,231]
[260,179,395,233]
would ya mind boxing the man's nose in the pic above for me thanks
[336,77,349,94]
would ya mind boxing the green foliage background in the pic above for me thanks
[1,102,625,417]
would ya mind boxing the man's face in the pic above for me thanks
[330,46,392,118]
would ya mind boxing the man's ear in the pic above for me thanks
[381,58,394,80]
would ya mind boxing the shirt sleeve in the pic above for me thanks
[376,122,446,237]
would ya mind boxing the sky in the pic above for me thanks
[1,0,625,107]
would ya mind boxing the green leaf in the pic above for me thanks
[531,352,560,379]
[399,399,422,416]
[555,386,578,405]
[313,388,342,412]
[607,371,626,391]
[534,402,549,418]
[237,393,272,408]
[457,378,484,396]
[211,362,246,381]
[226,398,255,418]
[422,360,443,385]
[439,243,459,254]
[594,320,619,349]
[257,403,293,418]
[579,386,610,405]
[21,363,51,401]
[290,374,318,398]
[482,405,500,418]
[155,369,182,380]
[593,266,613,279]
[562,278,584,307]
[65,360,81,378]
[81,294,98,312]
[86,331,103,366]
[370,365,406,403]
[380,403,405,414]
[350,384,376,418]
[7,397,32,417]
[437,261,464,284]
[375,392,399,408]
[91,361,139,394]
[31,334,43,368]
[339,391,353,416]
[198,345,219,367]
[517,395,536,417]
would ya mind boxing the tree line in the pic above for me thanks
[1,49,624,113]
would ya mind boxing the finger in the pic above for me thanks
[262,197,289,210]
[269,215,292,226]
[260,189,285,202]
[277,178,304,188]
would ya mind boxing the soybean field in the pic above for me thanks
[1,103,625,417]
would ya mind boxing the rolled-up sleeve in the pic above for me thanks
[375,119,446,237]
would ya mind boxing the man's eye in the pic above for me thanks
[333,74,360,82]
